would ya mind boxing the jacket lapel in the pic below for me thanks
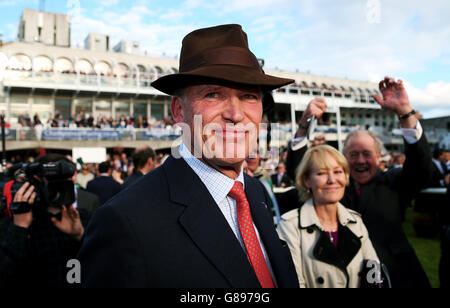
[163,156,260,288]
[337,223,362,268]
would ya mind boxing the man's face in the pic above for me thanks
[277,163,286,174]
[245,154,261,172]
[345,134,380,185]
[172,84,262,173]
[444,152,450,163]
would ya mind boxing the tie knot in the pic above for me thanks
[228,181,244,200]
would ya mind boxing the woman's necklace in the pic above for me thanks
[328,231,334,242]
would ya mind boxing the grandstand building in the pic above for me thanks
[0,9,402,152]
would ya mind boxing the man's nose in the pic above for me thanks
[355,153,366,163]
[223,96,245,123]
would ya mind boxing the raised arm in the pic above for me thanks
[286,98,327,181]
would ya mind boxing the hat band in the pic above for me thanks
[180,46,262,73]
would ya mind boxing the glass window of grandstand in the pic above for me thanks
[134,103,147,119]
[33,97,51,105]
[75,100,92,115]
[11,108,31,125]
[31,108,51,124]
[10,96,28,104]
[115,101,130,118]
[95,100,112,118]
[151,103,164,121]
[55,99,72,120]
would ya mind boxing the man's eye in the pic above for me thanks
[242,94,258,100]
[363,152,373,158]
[205,92,219,98]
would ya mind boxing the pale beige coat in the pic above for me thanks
[277,199,380,288]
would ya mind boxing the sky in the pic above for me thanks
[0,0,449,119]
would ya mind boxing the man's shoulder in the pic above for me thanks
[102,166,169,211]
[78,189,98,199]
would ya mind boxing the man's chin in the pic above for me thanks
[207,156,246,167]
[352,173,372,185]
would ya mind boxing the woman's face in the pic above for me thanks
[305,153,347,206]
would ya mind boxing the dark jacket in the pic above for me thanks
[431,161,448,187]
[76,189,101,213]
[78,155,299,288]
[121,170,144,191]
[0,208,90,288]
[286,134,433,288]
[271,173,293,188]
[86,175,121,205]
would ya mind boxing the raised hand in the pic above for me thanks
[51,205,84,241]
[372,76,417,128]
[295,98,327,138]
[372,76,412,116]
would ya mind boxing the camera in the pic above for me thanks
[1,160,76,214]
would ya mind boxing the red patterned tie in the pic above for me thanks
[228,181,275,288]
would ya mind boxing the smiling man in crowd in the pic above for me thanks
[286,78,433,288]
[78,24,299,288]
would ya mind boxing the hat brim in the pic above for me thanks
[151,65,294,95]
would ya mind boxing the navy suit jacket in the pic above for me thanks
[86,176,121,206]
[78,156,299,288]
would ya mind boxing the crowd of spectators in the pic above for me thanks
[14,112,175,130]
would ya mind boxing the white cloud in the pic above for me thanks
[260,0,450,84]
[405,81,450,117]
[70,5,195,57]
[63,0,449,117]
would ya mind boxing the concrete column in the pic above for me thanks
[111,100,115,120]
[164,101,168,118]
[50,96,55,118]
[130,97,134,117]
[6,92,11,123]
[128,99,134,117]
[27,96,33,116]
[147,100,151,118]
[72,98,78,116]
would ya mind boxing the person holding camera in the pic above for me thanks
[0,156,90,288]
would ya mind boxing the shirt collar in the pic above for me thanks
[179,142,245,205]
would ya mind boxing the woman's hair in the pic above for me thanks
[295,144,350,201]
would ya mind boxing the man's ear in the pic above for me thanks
[171,96,184,123]
[375,153,382,167]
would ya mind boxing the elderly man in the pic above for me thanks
[286,77,432,288]
[78,24,299,288]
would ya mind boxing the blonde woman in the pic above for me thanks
[277,145,382,288]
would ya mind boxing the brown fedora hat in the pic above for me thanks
[151,24,294,95]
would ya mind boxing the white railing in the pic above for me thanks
[3,69,163,90]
